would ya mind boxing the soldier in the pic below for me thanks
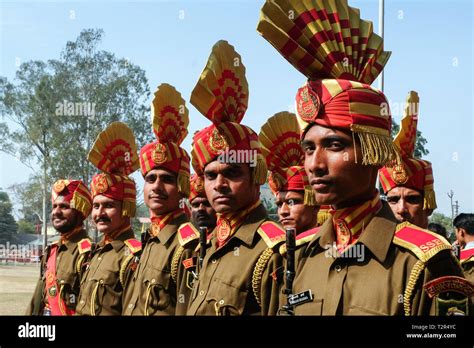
[122,83,190,316]
[76,122,142,316]
[189,173,217,231]
[379,92,435,229]
[174,174,216,315]
[454,214,474,283]
[26,180,92,315]
[258,0,473,315]
[186,40,286,316]
[259,111,319,235]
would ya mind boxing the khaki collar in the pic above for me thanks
[59,228,88,251]
[100,229,135,252]
[308,201,397,263]
[154,213,188,246]
[215,203,268,248]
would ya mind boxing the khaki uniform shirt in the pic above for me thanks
[290,202,468,315]
[26,229,91,315]
[122,213,188,316]
[187,204,285,316]
[76,229,139,316]
[174,222,213,315]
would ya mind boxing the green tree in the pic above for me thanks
[1,28,151,241]
[8,175,46,224]
[0,191,18,244]
[17,219,36,234]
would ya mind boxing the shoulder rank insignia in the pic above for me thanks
[257,221,286,249]
[279,227,320,255]
[124,239,142,254]
[423,276,474,316]
[460,248,474,264]
[393,221,451,263]
[78,238,92,254]
[177,222,200,246]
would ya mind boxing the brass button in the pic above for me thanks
[335,265,342,273]
[211,259,217,264]
[128,303,133,309]
[151,279,156,284]
[199,290,205,296]
[80,300,85,304]
[218,299,224,305]
[99,279,104,284]
[98,257,102,261]
[60,279,65,284]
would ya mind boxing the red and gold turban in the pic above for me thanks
[257,0,399,166]
[379,91,436,210]
[259,111,316,206]
[139,83,190,196]
[51,179,92,218]
[190,40,267,185]
[189,173,205,203]
[88,121,140,217]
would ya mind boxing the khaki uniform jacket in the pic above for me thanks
[122,213,188,316]
[174,222,213,315]
[289,202,468,315]
[26,229,91,315]
[187,204,285,316]
[76,229,140,316]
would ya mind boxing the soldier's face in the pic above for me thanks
[143,168,182,216]
[190,196,217,229]
[302,125,379,209]
[203,161,260,214]
[386,186,432,228]
[51,198,82,233]
[275,190,318,233]
[92,195,128,234]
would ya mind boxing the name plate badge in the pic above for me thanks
[288,289,313,307]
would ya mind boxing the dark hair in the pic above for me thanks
[427,223,448,239]
[453,213,474,235]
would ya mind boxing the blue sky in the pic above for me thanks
[0,0,472,217]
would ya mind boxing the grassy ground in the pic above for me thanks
[0,263,39,315]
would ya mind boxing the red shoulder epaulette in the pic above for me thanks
[77,238,92,254]
[124,239,142,254]
[460,248,474,264]
[257,221,285,249]
[393,222,451,263]
[279,227,320,255]
[177,222,200,246]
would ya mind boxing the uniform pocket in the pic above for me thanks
[89,269,121,315]
[142,266,173,314]
[294,298,323,316]
[206,279,248,316]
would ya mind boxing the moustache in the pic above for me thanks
[148,193,168,200]
[95,217,111,223]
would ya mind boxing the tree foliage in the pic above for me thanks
[0,28,151,187]
[0,191,18,243]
